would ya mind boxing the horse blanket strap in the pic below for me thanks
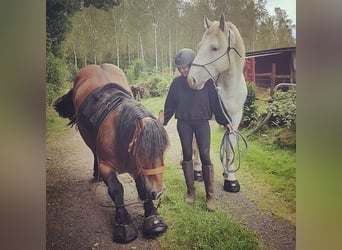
[141,166,165,176]
[77,83,132,138]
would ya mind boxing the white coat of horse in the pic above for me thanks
[187,14,247,192]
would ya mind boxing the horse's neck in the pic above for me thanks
[218,67,245,94]
[216,66,247,126]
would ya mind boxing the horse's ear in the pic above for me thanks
[204,16,212,30]
[219,13,225,31]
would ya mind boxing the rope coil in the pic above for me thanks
[215,86,248,177]
[220,130,248,178]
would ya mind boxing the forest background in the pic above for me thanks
[46,0,295,103]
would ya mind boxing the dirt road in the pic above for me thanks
[46,119,295,249]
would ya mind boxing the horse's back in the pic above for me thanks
[73,64,132,110]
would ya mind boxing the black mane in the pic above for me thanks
[116,99,169,165]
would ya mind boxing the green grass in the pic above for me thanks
[140,96,165,115]
[46,104,70,132]
[159,166,262,250]
[211,125,296,220]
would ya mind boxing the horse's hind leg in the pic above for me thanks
[100,164,137,243]
[193,137,203,182]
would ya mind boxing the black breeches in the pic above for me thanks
[177,119,212,166]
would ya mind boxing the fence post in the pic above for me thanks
[270,63,276,96]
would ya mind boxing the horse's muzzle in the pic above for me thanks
[188,77,197,89]
[187,77,203,90]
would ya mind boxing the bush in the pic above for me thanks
[267,87,296,129]
[126,58,148,84]
[46,52,72,105]
[149,75,171,97]
[241,81,258,128]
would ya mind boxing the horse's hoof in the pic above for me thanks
[113,223,138,244]
[194,170,204,182]
[223,180,240,193]
[143,215,168,238]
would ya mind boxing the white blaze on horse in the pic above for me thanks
[187,14,247,192]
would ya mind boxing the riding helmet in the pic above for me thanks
[175,48,195,67]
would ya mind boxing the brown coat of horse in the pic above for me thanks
[54,64,169,243]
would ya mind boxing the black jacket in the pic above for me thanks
[163,75,229,126]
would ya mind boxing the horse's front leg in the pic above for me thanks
[135,176,168,238]
[223,131,241,193]
[100,164,137,243]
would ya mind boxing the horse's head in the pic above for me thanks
[132,117,169,200]
[140,157,166,200]
[187,13,245,90]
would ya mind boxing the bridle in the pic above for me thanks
[141,165,165,176]
[190,29,242,85]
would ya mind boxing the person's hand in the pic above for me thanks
[225,123,234,133]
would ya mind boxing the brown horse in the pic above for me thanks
[54,63,169,243]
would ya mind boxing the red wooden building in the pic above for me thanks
[243,46,296,95]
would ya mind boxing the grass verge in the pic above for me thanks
[159,165,262,250]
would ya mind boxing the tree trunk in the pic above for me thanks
[153,22,158,72]
[73,40,78,71]
[168,5,172,75]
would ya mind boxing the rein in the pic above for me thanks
[97,196,162,209]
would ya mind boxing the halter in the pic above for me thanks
[141,165,165,176]
[190,30,242,85]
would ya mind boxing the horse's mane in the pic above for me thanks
[199,20,245,70]
[227,22,245,69]
[116,99,169,170]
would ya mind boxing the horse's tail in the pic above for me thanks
[53,89,76,126]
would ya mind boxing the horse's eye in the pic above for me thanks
[211,46,218,51]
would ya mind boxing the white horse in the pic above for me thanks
[187,14,247,192]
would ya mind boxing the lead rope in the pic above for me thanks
[97,198,162,209]
[216,86,248,178]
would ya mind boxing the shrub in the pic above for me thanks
[126,58,148,84]
[149,75,170,97]
[46,52,72,105]
[267,87,296,129]
[241,81,258,128]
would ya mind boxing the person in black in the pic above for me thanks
[163,48,231,212]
